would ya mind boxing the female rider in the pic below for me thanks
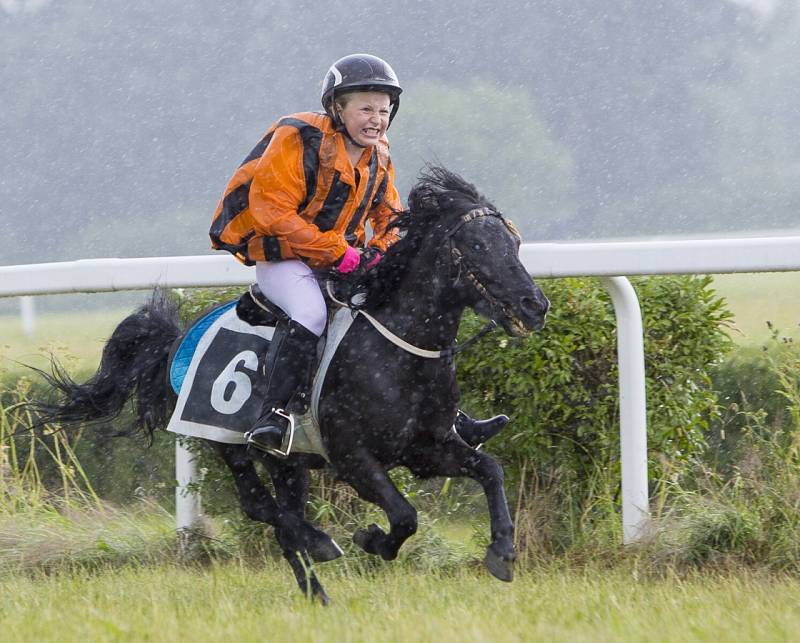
[210,53,506,455]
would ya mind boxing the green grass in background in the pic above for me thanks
[712,272,800,345]
[0,308,130,374]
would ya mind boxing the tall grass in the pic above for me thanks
[0,377,99,513]
[0,377,177,573]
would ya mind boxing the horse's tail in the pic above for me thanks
[32,290,184,440]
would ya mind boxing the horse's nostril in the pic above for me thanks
[521,295,548,318]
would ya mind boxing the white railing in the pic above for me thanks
[2,235,799,544]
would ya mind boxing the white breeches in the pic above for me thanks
[255,260,327,337]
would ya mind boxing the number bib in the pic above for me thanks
[167,303,275,444]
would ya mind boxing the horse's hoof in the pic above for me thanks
[308,534,344,563]
[353,523,385,556]
[485,547,515,582]
[352,527,372,551]
[314,588,331,607]
[456,413,510,448]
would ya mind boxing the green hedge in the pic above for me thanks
[456,275,733,489]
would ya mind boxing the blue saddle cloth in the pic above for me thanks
[169,301,237,395]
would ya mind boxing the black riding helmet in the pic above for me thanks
[321,54,402,130]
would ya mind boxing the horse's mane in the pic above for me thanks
[329,165,496,309]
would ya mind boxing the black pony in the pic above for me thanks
[32,166,549,603]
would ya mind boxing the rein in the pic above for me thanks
[326,206,514,360]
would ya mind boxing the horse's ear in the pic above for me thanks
[408,183,437,214]
[409,183,454,215]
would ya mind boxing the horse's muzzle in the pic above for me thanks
[519,293,550,332]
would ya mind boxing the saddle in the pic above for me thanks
[235,284,289,327]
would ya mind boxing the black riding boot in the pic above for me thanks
[246,319,318,456]
[454,410,509,447]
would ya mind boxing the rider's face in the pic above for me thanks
[336,91,391,148]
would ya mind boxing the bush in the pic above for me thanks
[456,275,733,491]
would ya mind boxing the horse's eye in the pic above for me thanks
[473,243,482,251]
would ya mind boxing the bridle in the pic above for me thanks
[327,206,523,359]
[447,207,529,337]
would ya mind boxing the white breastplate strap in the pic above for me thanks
[357,310,447,359]
[326,279,449,359]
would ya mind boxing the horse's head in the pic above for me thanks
[409,167,550,336]
[340,166,549,337]
[445,207,549,336]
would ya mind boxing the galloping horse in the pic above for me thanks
[32,166,549,603]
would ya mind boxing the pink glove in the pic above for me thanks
[336,245,361,274]
[363,248,382,270]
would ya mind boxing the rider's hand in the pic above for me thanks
[335,246,361,274]
[361,247,382,270]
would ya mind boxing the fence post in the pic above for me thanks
[20,296,36,337]
[175,438,201,555]
[600,276,650,543]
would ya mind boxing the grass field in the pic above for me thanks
[711,272,800,345]
[1,561,799,642]
[0,308,130,374]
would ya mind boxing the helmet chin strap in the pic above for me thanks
[340,126,367,149]
[334,110,368,149]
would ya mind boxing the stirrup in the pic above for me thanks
[245,408,296,458]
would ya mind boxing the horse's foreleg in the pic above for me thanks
[276,532,330,606]
[214,444,331,602]
[337,453,417,561]
[214,444,285,524]
[262,457,343,562]
[412,442,516,582]
[466,451,516,582]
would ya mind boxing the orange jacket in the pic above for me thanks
[209,112,401,268]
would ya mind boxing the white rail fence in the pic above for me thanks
[2,236,799,544]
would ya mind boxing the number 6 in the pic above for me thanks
[210,350,259,415]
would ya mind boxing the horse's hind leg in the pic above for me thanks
[337,452,417,561]
[410,441,516,582]
[261,457,343,562]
